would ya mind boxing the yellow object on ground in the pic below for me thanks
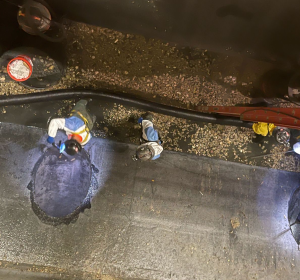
[252,122,276,136]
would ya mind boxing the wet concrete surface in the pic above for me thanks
[0,122,300,279]
[31,146,91,219]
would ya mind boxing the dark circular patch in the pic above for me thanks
[31,146,91,218]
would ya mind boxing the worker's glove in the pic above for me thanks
[293,142,300,154]
[138,117,143,124]
[47,136,55,144]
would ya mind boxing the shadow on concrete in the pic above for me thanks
[0,122,300,279]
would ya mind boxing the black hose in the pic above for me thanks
[0,89,253,128]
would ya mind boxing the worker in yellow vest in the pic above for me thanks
[47,99,96,155]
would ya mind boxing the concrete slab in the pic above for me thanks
[0,122,299,279]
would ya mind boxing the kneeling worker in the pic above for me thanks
[133,113,163,161]
[47,99,95,155]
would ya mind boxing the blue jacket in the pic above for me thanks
[140,119,162,160]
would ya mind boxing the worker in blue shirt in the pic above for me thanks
[133,113,163,161]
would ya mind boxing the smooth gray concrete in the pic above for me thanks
[0,122,300,279]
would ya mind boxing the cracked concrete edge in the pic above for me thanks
[0,260,130,280]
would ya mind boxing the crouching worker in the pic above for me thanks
[132,113,163,161]
[47,99,96,155]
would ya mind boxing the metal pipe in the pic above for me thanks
[0,89,254,128]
